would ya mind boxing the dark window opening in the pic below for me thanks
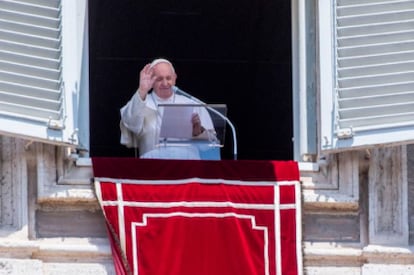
[89,0,292,160]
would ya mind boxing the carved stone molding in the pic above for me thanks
[301,151,360,211]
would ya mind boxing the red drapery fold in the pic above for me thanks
[93,158,302,275]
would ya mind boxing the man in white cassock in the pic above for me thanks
[120,58,216,159]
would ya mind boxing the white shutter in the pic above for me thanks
[320,0,414,152]
[0,0,79,145]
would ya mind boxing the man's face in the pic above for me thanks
[152,62,177,99]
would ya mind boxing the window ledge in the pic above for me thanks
[298,161,319,172]
[0,237,112,261]
[43,157,359,211]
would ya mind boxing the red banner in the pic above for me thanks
[93,158,302,275]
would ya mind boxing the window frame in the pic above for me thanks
[61,0,89,152]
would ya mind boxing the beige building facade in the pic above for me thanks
[1,0,414,274]
[1,138,414,274]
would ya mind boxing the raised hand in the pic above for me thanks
[137,64,155,100]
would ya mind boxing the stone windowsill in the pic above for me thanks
[46,159,356,211]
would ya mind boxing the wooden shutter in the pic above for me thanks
[320,0,414,151]
[0,0,79,145]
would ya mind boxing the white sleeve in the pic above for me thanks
[120,91,147,134]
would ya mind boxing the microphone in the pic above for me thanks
[173,86,238,160]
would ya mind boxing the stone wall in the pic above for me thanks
[0,136,114,274]
[1,135,413,274]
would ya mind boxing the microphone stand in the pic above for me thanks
[174,86,238,160]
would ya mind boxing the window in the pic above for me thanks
[4,0,412,161]
[318,0,414,153]
[0,0,88,150]
[88,0,293,160]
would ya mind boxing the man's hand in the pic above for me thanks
[137,64,155,100]
[192,113,205,136]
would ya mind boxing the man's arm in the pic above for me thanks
[191,107,218,141]
[120,63,156,134]
[191,113,205,136]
